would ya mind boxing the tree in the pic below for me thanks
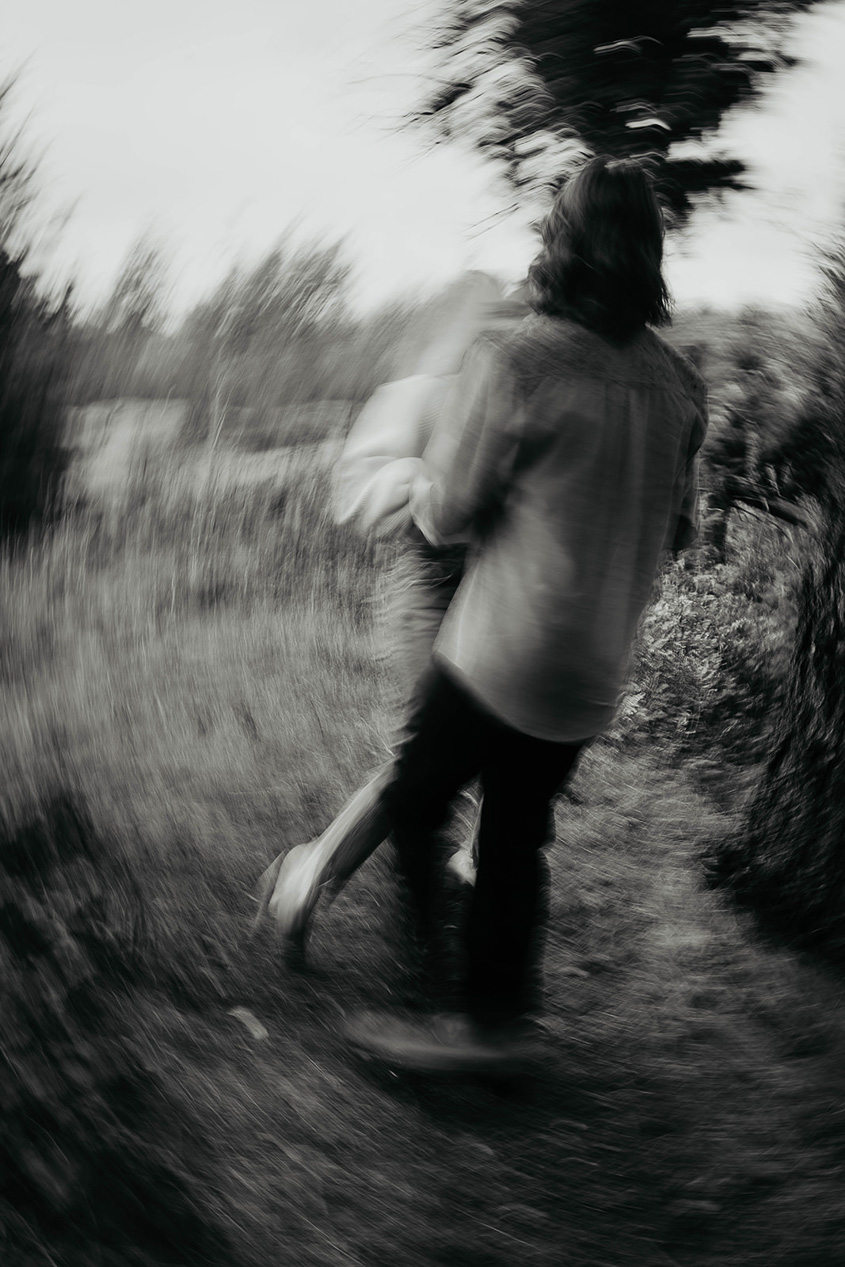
[101,235,169,338]
[179,236,354,445]
[0,79,69,536]
[419,0,825,223]
[67,234,173,402]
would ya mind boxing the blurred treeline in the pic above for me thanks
[48,232,845,561]
[63,236,484,450]
[11,222,836,533]
[0,38,835,545]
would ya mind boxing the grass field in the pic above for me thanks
[3,429,845,1267]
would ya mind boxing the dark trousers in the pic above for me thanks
[381,663,587,1025]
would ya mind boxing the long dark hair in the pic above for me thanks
[528,156,670,339]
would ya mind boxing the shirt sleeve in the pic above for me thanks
[410,337,520,547]
[333,376,450,537]
[671,388,709,554]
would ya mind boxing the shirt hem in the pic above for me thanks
[434,652,603,745]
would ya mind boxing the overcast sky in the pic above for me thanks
[4,0,845,317]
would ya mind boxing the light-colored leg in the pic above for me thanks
[257,551,465,940]
[446,786,479,886]
[256,770,390,940]
[252,850,287,935]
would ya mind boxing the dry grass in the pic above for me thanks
[2,438,845,1266]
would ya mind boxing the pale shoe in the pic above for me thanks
[251,853,285,936]
[252,840,328,943]
[266,840,330,942]
[446,846,477,886]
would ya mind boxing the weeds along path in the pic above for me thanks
[2,470,844,1266]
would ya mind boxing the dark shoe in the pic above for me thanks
[343,1010,540,1075]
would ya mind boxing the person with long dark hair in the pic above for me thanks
[343,155,708,1071]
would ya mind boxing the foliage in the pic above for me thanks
[0,83,71,536]
[613,512,801,766]
[690,307,818,557]
[68,322,188,406]
[419,0,825,222]
[66,255,516,454]
[66,238,417,446]
[66,237,174,406]
[101,235,169,338]
[178,237,352,440]
[768,243,845,512]
[174,244,502,446]
[705,239,845,959]
[0,250,70,536]
[0,80,33,245]
[706,518,845,957]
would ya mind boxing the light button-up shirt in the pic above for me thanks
[410,314,708,742]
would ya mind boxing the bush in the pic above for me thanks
[614,514,802,765]
[703,241,845,962]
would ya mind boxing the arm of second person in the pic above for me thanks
[410,337,520,547]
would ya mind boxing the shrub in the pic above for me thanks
[614,514,802,765]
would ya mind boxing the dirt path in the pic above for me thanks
[5,757,845,1266]
[145,754,845,1267]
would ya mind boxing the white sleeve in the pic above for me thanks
[410,338,518,546]
[333,376,451,537]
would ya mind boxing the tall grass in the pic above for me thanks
[1,438,394,1052]
[1,437,396,1263]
